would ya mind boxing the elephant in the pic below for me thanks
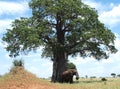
[61,69,79,83]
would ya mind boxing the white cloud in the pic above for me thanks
[0,1,31,33]
[82,0,101,9]
[0,19,13,33]
[114,35,120,49]
[0,1,29,15]
[82,0,120,27]
[25,59,53,78]
[69,56,95,66]
[99,4,120,27]
[110,64,120,74]
[32,66,52,78]
[101,58,114,64]
[82,0,109,14]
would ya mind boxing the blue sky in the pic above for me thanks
[0,0,120,78]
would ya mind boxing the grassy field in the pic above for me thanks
[54,78,120,89]
[0,67,120,89]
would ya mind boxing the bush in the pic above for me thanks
[13,59,24,67]
[67,62,76,69]
[101,78,107,81]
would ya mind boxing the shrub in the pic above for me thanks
[13,59,24,67]
[101,78,107,81]
[67,62,76,69]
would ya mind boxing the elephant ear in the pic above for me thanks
[62,70,69,75]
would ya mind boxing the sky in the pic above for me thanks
[0,0,120,78]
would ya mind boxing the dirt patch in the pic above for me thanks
[0,67,55,89]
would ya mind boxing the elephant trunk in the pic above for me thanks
[75,71,79,80]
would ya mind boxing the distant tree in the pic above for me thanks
[85,75,88,78]
[2,0,117,83]
[117,74,120,77]
[90,76,96,78]
[111,73,116,78]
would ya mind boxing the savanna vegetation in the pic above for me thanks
[0,60,120,89]
[2,0,117,83]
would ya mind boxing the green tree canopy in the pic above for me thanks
[2,0,117,83]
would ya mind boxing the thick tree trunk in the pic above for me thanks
[51,51,68,83]
[51,12,67,82]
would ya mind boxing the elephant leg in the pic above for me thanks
[66,76,70,83]
[69,76,73,83]
[62,75,69,83]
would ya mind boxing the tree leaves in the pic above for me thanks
[2,0,117,59]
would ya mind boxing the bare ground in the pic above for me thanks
[0,67,55,89]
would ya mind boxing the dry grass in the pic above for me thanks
[54,78,120,89]
[0,67,120,89]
